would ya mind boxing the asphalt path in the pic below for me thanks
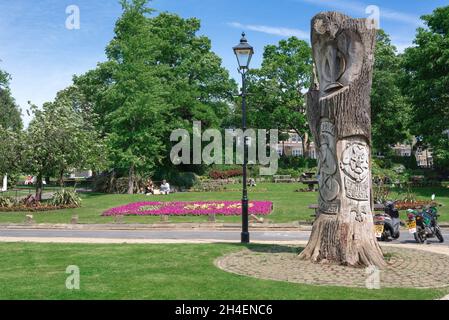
[0,228,448,245]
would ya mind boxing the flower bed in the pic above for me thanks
[102,201,273,216]
[0,204,79,212]
[395,201,434,210]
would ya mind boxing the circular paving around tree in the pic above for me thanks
[215,245,449,289]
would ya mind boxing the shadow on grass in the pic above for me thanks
[224,242,304,255]
[80,192,109,198]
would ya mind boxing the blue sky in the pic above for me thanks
[0,0,447,126]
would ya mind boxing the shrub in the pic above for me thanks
[21,195,40,207]
[115,177,131,194]
[279,157,317,170]
[396,187,417,203]
[373,184,390,204]
[0,196,17,208]
[93,171,116,193]
[169,172,198,189]
[275,168,302,178]
[50,189,82,207]
[209,169,243,180]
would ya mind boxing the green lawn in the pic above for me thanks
[0,242,447,300]
[0,183,448,224]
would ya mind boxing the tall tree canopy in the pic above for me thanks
[74,0,237,192]
[245,37,313,156]
[0,68,22,132]
[0,129,23,178]
[0,66,23,181]
[402,6,449,168]
[371,30,411,154]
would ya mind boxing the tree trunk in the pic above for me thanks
[282,140,285,157]
[302,133,310,159]
[58,170,64,188]
[35,174,43,201]
[128,165,135,194]
[305,132,312,158]
[299,12,385,268]
[2,174,7,192]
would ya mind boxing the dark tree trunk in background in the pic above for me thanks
[128,165,135,194]
[58,170,64,188]
[299,12,385,268]
[35,174,43,201]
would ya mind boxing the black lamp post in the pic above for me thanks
[233,32,254,244]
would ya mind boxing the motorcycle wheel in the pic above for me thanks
[414,227,425,244]
[435,227,444,243]
[393,231,400,240]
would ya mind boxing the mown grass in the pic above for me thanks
[0,242,447,300]
[0,183,448,224]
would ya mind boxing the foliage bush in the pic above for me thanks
[279,157,317,170]
[209,169,242,180]
[93,171,116,193]
[373,184,391,204]
[93,172,144,194]
[50,189,82,207]
[275,168,301,178]
[169,172,199,189]
[21,195,40,207]
[0,196,17,208]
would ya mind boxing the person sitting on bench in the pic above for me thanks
[160,180,171,195]
[145,178,154,195]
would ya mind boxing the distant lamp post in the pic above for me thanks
[233,32,254,244]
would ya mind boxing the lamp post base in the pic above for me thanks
[241,232,250,244]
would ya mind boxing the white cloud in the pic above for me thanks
[300,0,422,26]
[393,42,414,54]
[228,22,309,39]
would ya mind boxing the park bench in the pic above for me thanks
[299,172,318,191]
[273,175,295,183]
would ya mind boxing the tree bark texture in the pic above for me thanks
[35,174,43,201]
[128,165,135,195]
[299,12,385,268]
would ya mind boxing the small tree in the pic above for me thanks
[371,30,411,154]
[0,67,24,187]
[246,37,313,156]
[24,99,104,199]
[0,126,23,181]
[402,6,449,169]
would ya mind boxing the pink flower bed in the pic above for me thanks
[102,201,273,216]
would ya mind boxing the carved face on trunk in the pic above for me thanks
[312,16,364,95]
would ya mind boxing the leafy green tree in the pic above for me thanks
[371,30,411,154]
[0,68,22,131]
[0,128,23,180]
[402,6,449,168]
[245,37,312,156]
[74,0,237,192]
[55,86,109,176]
[24,96,105,199]
[0,67,23,186]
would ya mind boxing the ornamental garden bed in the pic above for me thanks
[0,204,79,212]
[102,201,273,216]
[395,201,435,210]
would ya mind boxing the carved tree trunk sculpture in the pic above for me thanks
[299,12,385,267]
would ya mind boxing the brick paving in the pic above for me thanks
[215,246,449,289]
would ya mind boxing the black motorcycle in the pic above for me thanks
[374,201,401,241]
[406,195,444,244]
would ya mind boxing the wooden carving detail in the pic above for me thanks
[317,120,340,214]
[300,12,385,268]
